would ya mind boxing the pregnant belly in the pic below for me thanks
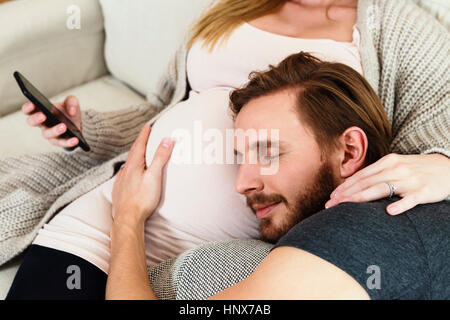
[142,89,259,265]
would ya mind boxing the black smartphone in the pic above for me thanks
[13,71,90,152]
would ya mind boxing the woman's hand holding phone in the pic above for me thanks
[22,95,82,149]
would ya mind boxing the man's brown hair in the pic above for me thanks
[230,52,392,166]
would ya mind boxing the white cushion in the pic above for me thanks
[99,0,213,98]
[0,0,107,117]
[0,75,146,159]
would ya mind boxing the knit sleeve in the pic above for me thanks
[61,103,161,162]
[383,2,450,158]
[61,44,188,161]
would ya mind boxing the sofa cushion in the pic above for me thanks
[0,0,108,117]
[149,239,273,300]
[0,75,146,158]
[99,0,213,99]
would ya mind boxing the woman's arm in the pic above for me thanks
[64,43,189,162]
[326,2,450,214]
[72,104,161,162]
[384,1,449,158]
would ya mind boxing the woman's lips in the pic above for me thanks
[255,202,281,219]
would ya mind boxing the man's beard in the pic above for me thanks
[246,161,336,244]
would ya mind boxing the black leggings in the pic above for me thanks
[6,245,107,300]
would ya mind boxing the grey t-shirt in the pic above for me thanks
[272,198,450,299]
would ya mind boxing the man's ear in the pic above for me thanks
[336,127,368,179]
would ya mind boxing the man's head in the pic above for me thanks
[230,52,392,243]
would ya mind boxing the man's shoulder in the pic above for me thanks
[305,198,405,231]
[275,199,450,299]
[284,198,450,247]
[321,198,449,223]
[279,198,408,250]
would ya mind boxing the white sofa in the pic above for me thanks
[0,0,448,299]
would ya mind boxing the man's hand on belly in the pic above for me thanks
[111,123,174,228]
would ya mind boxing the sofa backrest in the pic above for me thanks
[99,0,213,100]
[0,0,107,117]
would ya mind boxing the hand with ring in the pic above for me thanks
[325,153,450,215]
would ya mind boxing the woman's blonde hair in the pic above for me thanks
[187,0,344,50]
[187,0,285,51]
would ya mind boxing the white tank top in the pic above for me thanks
[187,22,362,92]
[33,22,363,272]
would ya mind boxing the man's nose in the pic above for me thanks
[235,163,263,194]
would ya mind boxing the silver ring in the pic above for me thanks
[385,181,397,198]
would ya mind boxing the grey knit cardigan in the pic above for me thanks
[0,0,449,299]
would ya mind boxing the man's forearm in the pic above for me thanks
[106,221,157,300]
